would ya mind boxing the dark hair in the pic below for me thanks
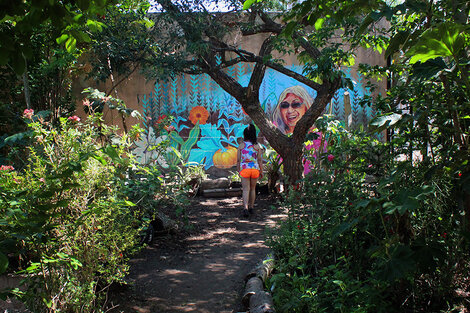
[243,124,257,144]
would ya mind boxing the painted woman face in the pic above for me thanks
[279,93,307,133]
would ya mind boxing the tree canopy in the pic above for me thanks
[147,0,367,183]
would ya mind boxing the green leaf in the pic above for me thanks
[376,245,416,281]
[4,131,32,145]
[407,23,465,64]
[385,30,409,58]
[104,145,120,162]
[86,19,104,32]
[314,18,324,30]
[77,0,90,11]
[11,52,25,75]
[56,33,69,45]
[283,21,297,37]
[357,13,376,35]
[411,58,447,81]
[0,252,8,274]
[65,37,77,53]
[331,218,360,238]
[243,0,258,10]
[140,17,155,28]
[92,154,108,165]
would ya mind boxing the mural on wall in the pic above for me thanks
[133,63,373,171]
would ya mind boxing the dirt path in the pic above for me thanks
[108,194,285,313]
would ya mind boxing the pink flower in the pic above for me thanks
[368,164,373,168]
[23,109,34,119]
[82,99,91,107]
[327,154,335,162]
[0,165,14,171]
[39,178,45,183]
[68,116,80,123]
[303,159,312,175]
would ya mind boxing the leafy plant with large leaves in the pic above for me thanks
[265,0,469,311]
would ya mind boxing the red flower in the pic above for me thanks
[442,232,447,239]
[154,115,167,126]
[327,154,335,162]
[458,172,462,177]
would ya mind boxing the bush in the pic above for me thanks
[267,120,470,312]
[0,113,144,312]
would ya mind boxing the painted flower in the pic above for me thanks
[154,115,167,126]
[188,106,209,125]
[164,125,176,132]
[23,109,34,119]
[68,116,80,123]
[0,165,14,171]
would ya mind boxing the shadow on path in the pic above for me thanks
[108,194,286,313]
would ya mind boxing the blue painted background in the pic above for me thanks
[133,64,373,169]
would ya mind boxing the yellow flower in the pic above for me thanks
[188,106,209,125]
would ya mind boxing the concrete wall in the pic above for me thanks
[74,32,386,175]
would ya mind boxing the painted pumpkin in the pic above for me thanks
[213,146,238,169]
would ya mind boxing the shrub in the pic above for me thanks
[0,113,144,312]
[267,120,469,312]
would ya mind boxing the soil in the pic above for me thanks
[0,193,285,313]
[106,193,286,313]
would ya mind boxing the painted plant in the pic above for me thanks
[135,65,370,171]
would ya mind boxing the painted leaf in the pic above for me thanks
[169,131,184,145]
[369,113,403,132]
[181,123,200,160]
[188,149,210,168]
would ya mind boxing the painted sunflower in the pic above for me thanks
[188,106,209,125]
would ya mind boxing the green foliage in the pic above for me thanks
[87,3,157,83]
[0,113,146,312]
[268,119,469,311]
[0,0,114,74]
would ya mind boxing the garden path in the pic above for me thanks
[108,194,285,313]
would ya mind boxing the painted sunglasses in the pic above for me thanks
[280,101,304,109]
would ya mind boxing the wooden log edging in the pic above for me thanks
[242,254,276,313]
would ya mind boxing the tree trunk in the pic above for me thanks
[22,62,31,109]
[281,146,304,185]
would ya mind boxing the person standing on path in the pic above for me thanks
[237,124,263,217]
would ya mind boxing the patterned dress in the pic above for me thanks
[240,141,259,171]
